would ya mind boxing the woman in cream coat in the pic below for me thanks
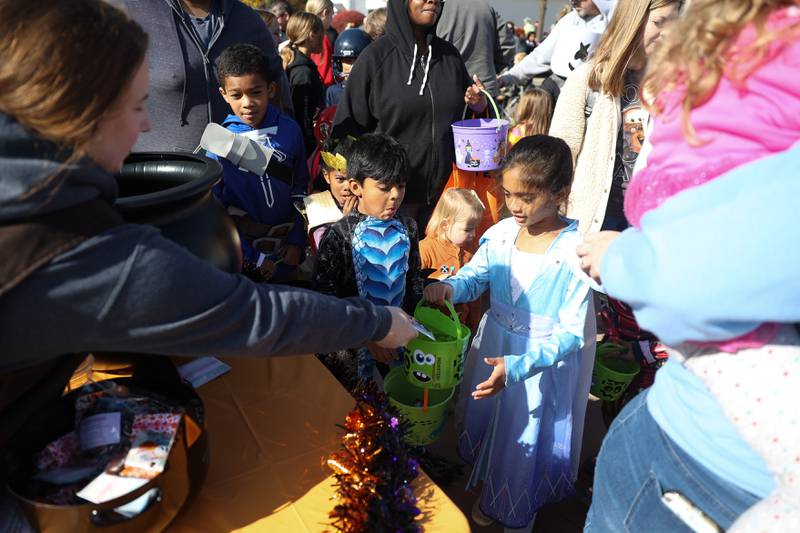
[549,0,681,234]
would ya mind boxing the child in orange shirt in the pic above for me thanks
[419,188,485,331]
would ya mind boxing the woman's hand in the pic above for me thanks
[374,306,417,349]
[423,282,453,305]
[341,195,358,215]
[472,357,506,399]
[464,74,488,113]
[576,231,621,283]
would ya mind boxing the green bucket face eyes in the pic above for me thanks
[406,348,435,384]
[413,350,436,366]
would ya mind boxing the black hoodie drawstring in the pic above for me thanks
[406,43,432,96]
[419,45,432,96]
[406,43,418,86]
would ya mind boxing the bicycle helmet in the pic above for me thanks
[332,28,371,79]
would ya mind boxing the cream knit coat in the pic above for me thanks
[549,61,625,234]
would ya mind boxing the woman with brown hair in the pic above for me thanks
[281,11,326,155]
[549,0,681,234]
[0,5,416,517]
[306,0,337,86]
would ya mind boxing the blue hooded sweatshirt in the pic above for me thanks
[208,107,310,266]
[0,112,390,374]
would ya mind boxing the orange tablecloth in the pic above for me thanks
[167,356,468,532]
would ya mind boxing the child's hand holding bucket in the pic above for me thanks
[423,282,453,305]
[472,357,506,400]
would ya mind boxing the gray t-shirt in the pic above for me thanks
[183,1,220,51]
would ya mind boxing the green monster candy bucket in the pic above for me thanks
[403,300,471,390]
[591,345,641,402]
[383,367,454,446]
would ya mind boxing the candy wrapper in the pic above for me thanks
[117,413,182,479]
[36,432,81,472]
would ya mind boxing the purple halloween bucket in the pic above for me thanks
[452,89,508,172]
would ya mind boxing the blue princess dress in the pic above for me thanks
[444,218,597,528]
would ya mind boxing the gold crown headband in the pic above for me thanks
[321,151,347,173]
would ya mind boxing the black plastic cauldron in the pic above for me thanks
[115,152,241,273]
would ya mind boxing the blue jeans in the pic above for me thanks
[585,391,761,532]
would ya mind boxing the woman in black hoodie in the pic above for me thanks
[332,0,486,224]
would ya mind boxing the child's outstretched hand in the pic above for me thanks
[423,282,453,305]
[472,357,506,400]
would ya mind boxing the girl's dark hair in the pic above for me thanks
[346,133,408,186]
[0,0,148,156]
[321,135,355,163]
[314,135,355,189]
[499,134,573,198]
[216,43,274,87]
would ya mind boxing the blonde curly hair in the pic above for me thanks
[644,0,800,144]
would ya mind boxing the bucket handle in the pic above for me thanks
[461,88,503,132]
[415,299,462,338]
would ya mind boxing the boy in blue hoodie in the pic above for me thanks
[210,43,309,281]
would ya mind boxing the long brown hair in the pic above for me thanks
[588,0,682,97]
[645,0,800,144]
[0,0,148,156]
[514,88,553,136]
[280,12,324,69]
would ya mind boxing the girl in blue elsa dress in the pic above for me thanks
[425,135,597,531]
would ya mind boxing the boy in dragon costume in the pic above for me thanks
[312,134,423,389]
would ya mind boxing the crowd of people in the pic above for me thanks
[1,0,798,531]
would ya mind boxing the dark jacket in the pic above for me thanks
[0,113,390,373]
[123,0,293,152]
[332,0,473,204]
[286,49,325,156]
